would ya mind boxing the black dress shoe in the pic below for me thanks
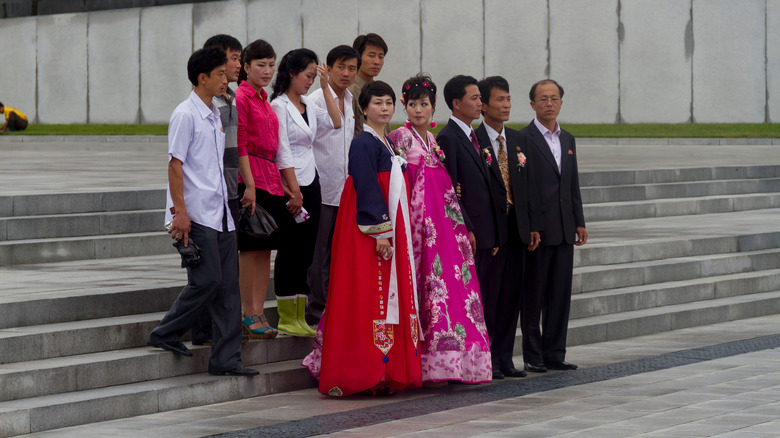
[545,361,578,370]
[150,341,192,357]
[524,362,547,373]
[492,370,505,380]
[500,368,527,378]
[209,365,259,376]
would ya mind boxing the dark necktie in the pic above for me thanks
[469,130,480,152]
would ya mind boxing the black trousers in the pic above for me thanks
[521,243,574,365]
[148,221,243,373]
[475,209,525,371]
[274,175,321,297]
[7,112,28,131]
[306,203,338,324]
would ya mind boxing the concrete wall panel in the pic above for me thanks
[0,17,37,123]
[301,0,358,67]
[549,0,619,124]
[192,0,247,51]
[421,0,483,121]
[767,0,780,122]
[485,0,548,124]
[358,0,420,123]
[88,9,140,124]
[37,13,88,124]
[247,0,303,61]
[620,0,691,123]
[140,4,193,124]
[692,0,765,123]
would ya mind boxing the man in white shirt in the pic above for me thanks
[307,45,360,325]
[147,47,258,377]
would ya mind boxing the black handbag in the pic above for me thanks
[238,204,278,238]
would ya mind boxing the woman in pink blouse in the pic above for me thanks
[236,39,282,339]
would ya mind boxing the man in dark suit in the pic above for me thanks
[519,79,587,373]
[474,76,541,379]
[436,75,506,380]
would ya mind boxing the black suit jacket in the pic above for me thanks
[518,121,585,246]
[475,124,541,246]
[436,119,501,250]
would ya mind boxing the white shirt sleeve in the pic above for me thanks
[272,100,295,171]
[168,109,193,163]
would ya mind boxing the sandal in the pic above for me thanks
[242,313,278,339]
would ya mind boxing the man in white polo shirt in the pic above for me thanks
[147,47,257,377]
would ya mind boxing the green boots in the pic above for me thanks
[276,295,316,337]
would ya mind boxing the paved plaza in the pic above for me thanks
[1,135,779,437]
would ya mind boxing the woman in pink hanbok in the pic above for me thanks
[388,75,491,385]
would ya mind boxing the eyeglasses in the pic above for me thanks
[534,98,561,104]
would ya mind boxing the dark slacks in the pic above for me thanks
[306,203,338,324]
[192,198,240,344]
[275,175,321,297]
[148,221,243,373]
[521,243,574,365]
[476,210,525,371]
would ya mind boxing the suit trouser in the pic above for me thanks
[275,175,321,297]
[475,211,525,371]
[521,243,574,365]
[148,221,243,373]
[306,204,338,324]
[192,199,240,343]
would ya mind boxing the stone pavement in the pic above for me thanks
[23,314,780,437]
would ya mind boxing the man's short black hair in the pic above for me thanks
[529,79,565,101]
[0,102,4,108]
[326,45,361,70]
[187,47,227,86]
[352,33,388,56]
[443,75,479,111]
[478,76,510,106]
[358,80,396,112]
[203,34,242,53]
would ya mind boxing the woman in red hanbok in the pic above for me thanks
[302,81,422,396]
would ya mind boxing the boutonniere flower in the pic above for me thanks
[393,145,407,161]
[482,148,492,165]
[432,143,446,165]
[568,149,574,155]
[516,146,526,170]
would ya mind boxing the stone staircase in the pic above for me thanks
[1,163,780,436]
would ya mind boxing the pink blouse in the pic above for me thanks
[236,81,283,196]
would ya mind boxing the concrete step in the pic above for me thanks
[0,210,165,241]
[571,269,780,320]
[0,358,314,437]
[583,192,780,221]
[566,289,780,347]
[572,247,780,294]
[575,230,780,267]
[0,335,313,403]
[0,232,176,265]
[578,165,780,187]
[581,177,780,204]
[0,190,165,217]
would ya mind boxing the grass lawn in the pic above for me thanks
[3,123,780,138]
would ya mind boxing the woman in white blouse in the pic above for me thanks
[270,48,342,336]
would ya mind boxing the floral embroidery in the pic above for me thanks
[443,187,465,228]
[432,143,446,165]
[460,260,471,287]
[455,233,474,265]
[516,146,526,170]
[359,221,392,235]
[430,329,466,351]
[373,320,394,356]
[482,148,492,165]
[465,290,488,338]
[424,217,437,247]
[410,314,419,349]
